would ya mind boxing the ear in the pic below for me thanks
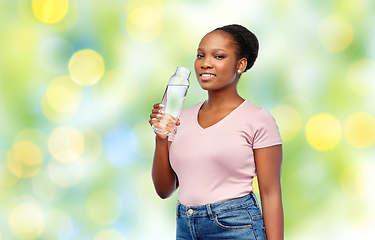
[236,58,247,74]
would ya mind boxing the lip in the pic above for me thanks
[199,72,216,81]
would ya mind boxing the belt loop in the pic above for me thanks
[206,204,214,220]
[251,192,259,208]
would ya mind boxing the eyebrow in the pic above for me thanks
[197,48,227,52]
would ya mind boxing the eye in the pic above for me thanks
[215,55,225,59]
[196,54,204,58]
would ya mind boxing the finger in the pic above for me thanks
[152,108,165,114]
[149,116,159,126]
[153,103,165,109]
[150,110,164,120]
[153,103,161,108]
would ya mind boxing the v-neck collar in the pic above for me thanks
[195,100,247,130]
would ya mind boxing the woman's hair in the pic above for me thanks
[214,24,259,72]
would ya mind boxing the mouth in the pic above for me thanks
[199,73,216,81]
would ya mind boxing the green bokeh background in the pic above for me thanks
[1,0,375,239]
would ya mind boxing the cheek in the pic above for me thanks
[218,62,235,75]
[194,60,200,76]
[194,59,199,70]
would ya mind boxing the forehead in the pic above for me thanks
[198,30,234,50]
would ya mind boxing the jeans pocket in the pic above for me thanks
[214,207,253,229]
[252,218,267,240]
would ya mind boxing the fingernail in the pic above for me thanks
[159,104,165,108]
[152,118,156,121]
[159,110,165,114]
[157,114,162,117]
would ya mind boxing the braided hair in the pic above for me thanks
[214,24,259,72]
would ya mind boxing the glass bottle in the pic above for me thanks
[152,67,190,137]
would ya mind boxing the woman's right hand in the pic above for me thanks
[149,103,180,139]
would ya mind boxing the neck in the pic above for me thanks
[204,83,244,110]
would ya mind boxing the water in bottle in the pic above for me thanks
[152,67,190,137]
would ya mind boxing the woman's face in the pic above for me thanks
[194,31,240,91]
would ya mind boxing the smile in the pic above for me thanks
[200,73,216,77]
[199,73,216,77]
[199,73,216,81]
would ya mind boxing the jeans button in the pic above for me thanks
[187,209,194,215]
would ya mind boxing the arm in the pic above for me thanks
[149,104,179,199]
[254,144,284,240]
[151,138,178,198]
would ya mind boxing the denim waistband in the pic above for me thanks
[176,192,259,220]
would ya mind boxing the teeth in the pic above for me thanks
[202,74,214,77]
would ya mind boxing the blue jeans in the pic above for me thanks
[176,192,266,239]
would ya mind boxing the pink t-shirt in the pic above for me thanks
[168,100,282,206]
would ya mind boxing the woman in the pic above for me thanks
[149,24,283,240]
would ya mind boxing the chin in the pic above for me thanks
[199,83,219,91]
[198,81,211,90]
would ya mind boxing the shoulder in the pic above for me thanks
[240,100,274,119]
[239,101,279,132]
[241,101,282,147]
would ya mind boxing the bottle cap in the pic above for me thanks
[175,67,191,79]
[169,67,190,86]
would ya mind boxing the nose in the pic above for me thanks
[201,57,212,69]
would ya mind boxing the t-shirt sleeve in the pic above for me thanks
[252,108,282,149]
[168,108,185,142]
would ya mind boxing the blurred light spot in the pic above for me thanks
[252,176,259,194]
[68,49,105,86]
[337,0,369,18]
[347,59,375,96]
[279,94,313,118]
[32,0,69,24]
[340,165,366,199]
[87,189,122,225]
[48,126,84,162]
[270,105,301,141]
[0,152,19,187]
[80,129,103,163]
[100,71,138,106]
[126,5,162,43]
[305,113,342,151]
[40,209,73,240]
[41,97,75,123]
[19,0,78,30]
[344,112,375,148]
[8,203,45,240]
[318,15,353,52]
[7,141,43,178]
[46,85,80,113]
[105,129,137,166]
[51,0,79,31]
[94,229,126,240]
[42,76,82,123]
[47,158,85,188]
[14,141,43,165]
[38,37,74,75]
[15,129,48,155]
[32,170,66,202]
